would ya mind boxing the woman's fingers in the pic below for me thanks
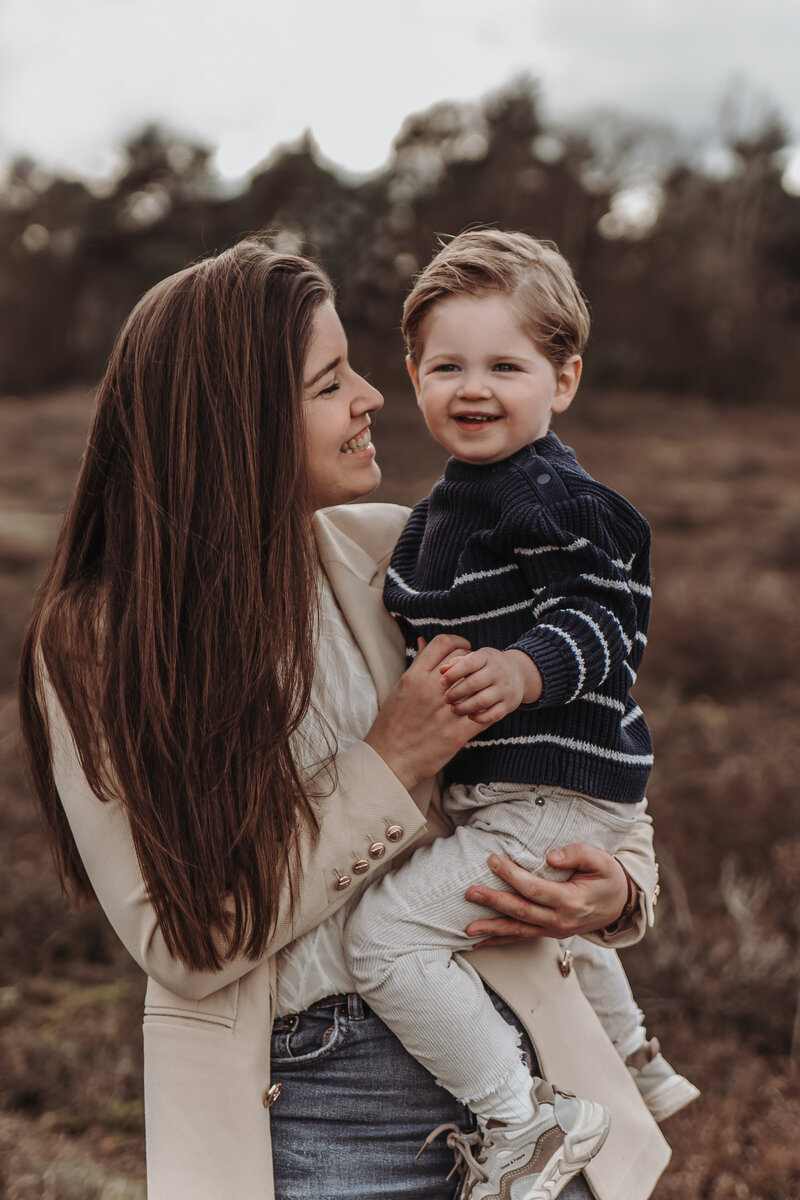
[415,633,472,670]
[465,918,548,945]
[463,846,631,939]
[448,689,503,716]
[467,704,508,725]
[465,880,553,932]
[443,668,493,703]
[485,853,554,903]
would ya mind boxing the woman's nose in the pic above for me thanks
[353,375,384,413]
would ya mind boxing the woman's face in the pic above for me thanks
[303,301,384,509]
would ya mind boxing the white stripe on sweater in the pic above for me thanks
[621,704,644,728]
[532,595,566,620]
[453,564,519,586]
[463,732,653,767]
[558,608,612,680]
[387,564,522,593]
[581,572,651,599]
[515,538,589,556]
[386,566,417,594]
[603,608,633,654]
[536,624,585,701]
[582,692,626,714]
[392,598,534,628]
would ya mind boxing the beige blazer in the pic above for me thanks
[45,502,670,1200]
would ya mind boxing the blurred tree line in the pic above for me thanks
[2,77,799,403]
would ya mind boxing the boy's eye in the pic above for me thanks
[432,363,459,373]
[493,362,519,372]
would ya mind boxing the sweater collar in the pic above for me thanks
[442,432,569,483]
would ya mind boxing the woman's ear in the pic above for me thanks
[406,356,422,404]
[551,356,582,415]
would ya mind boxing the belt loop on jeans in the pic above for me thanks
[347,993,365,1019]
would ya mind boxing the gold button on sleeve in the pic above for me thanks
[262,1082,282,1108]
[386,824,403,843]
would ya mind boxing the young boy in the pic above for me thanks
[344,230,697,1200]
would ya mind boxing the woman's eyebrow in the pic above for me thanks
[305,357,341,388]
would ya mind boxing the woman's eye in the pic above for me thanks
[319,381,340,396]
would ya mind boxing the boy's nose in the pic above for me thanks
[456,373,491,399]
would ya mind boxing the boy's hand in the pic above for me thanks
[440,648,543,725]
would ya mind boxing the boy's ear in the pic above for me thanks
[406,355,422,404]
[551,356,582,415]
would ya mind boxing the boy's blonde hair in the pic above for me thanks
[402,229,590,370]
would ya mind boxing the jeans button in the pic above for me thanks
[262,1082,282,1108]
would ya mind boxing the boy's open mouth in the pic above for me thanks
[453,414,500,427]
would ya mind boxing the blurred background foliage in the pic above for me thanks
[2,76,800,1198]
[3,76,800,404]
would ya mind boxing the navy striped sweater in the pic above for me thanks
[384,434,653,803]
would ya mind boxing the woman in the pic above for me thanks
[19,239,668,1200]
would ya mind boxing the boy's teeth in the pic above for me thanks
[341,429,372,453]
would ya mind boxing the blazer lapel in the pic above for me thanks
[313,509,407,706]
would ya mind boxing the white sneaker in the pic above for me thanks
[626,1037,700,1123]
[418,1079,610,1200]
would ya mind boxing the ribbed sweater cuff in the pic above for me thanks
[511,635,580,707]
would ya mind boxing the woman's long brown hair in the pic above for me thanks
[18,239,334,971]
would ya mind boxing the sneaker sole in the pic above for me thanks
[642,1075,700,1123]
[518,1104,612,1200]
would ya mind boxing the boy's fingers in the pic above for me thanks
[440,650,470,675]
[469,703,507,724]
[415,634,471,669]
[444,666,499,701]
[444,678,483,702]
[438,652,479,680]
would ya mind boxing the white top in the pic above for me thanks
[274,573,382,1017]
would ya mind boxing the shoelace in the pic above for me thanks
[415,1122,489,1192]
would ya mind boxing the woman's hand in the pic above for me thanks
[463,844,630,945]
[364,635,486,791]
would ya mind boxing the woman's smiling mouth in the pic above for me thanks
[341,427,373,453]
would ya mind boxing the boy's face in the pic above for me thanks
[408,293,581,465]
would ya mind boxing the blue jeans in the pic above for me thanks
[269,991,593,1200]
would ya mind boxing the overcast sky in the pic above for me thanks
[1,0,798,183]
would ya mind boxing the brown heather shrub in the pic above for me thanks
[1,388,799,1195]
